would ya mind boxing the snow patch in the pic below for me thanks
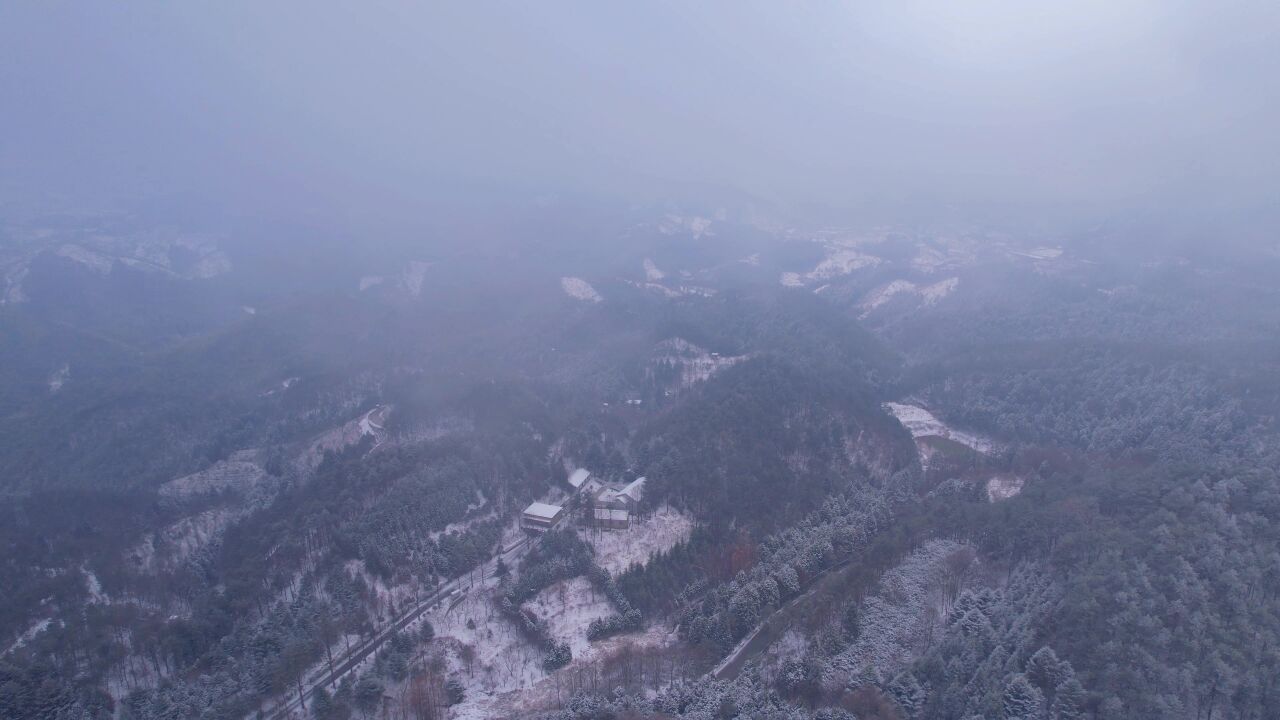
[57,244,114,274]
[1009,246,1063,261]
[83,567,108,604]
[643,258,665,281]
[860,280,918,312]
[858,277,958,317]
[48,364,70,393]
[783,247,881,287]
[986,475,1024,502]
[130,507,241,573]
[560,277,602,303]
[920,276,959,304]
[659,215,714,238]
[403,260,432,297]
[359,275,385,291]
[809,249,880,280]
[528,577,616,657]
[159,452,269,500]
[2,266,28,304]
[650,338,748,390]
[4,619,52,656]
[583,505,693,575]
[884,402,995,454]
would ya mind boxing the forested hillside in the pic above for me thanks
[3,204,1280,720]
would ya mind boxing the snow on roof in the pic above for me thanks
[568,468,592,488]
[523,502,563,520]
[619,476,646,502]
[593,508,629,521]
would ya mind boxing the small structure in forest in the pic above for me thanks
[521,502,566,532]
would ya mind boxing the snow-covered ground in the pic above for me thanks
[83,567,108,604]
[298,406,392,471]
[910,236,980,274]
[358,405,388,440]
[781,242,882,289]
[1009,246,1063,261]
[643,258,665,281]
[57,244,116,274]
[444,606,680,720]
[528,577,616,657]
[986,475,1025,502]
[129,507,241,573]
[158,451,269,499]
[920,276,959,303]
[403,260,432,297]
[650,338,747,390]
[560,277,602,303]
[858,277,958,317]
[4,619,53,656]
[48,363,69,393]
[884,402,996,455]
[628,280,717,299]
[583,505,694,575]
[2,265,29,304]
[658,215,713,238]
[808,249,881,280]
[53,236,231,279]
[860,280,917,312]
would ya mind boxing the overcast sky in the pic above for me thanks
[2,1,1277,221]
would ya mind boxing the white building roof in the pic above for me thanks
[593,508,629,521]
[619,476,646,503]
[568,468,592,488]
[523,502,563,520]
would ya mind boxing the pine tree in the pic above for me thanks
[1051,677,1086,720]
[842,602,861,643]
[1003,674,1045,720]
[312,686,334,720]
[1026,646,1064,694]
[444,678,465,706]
[888,672,925,719]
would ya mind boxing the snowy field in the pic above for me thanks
[584,505,694,575]
[437,576,679,719]
[528,577,616,657]
[884,402,996,455]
